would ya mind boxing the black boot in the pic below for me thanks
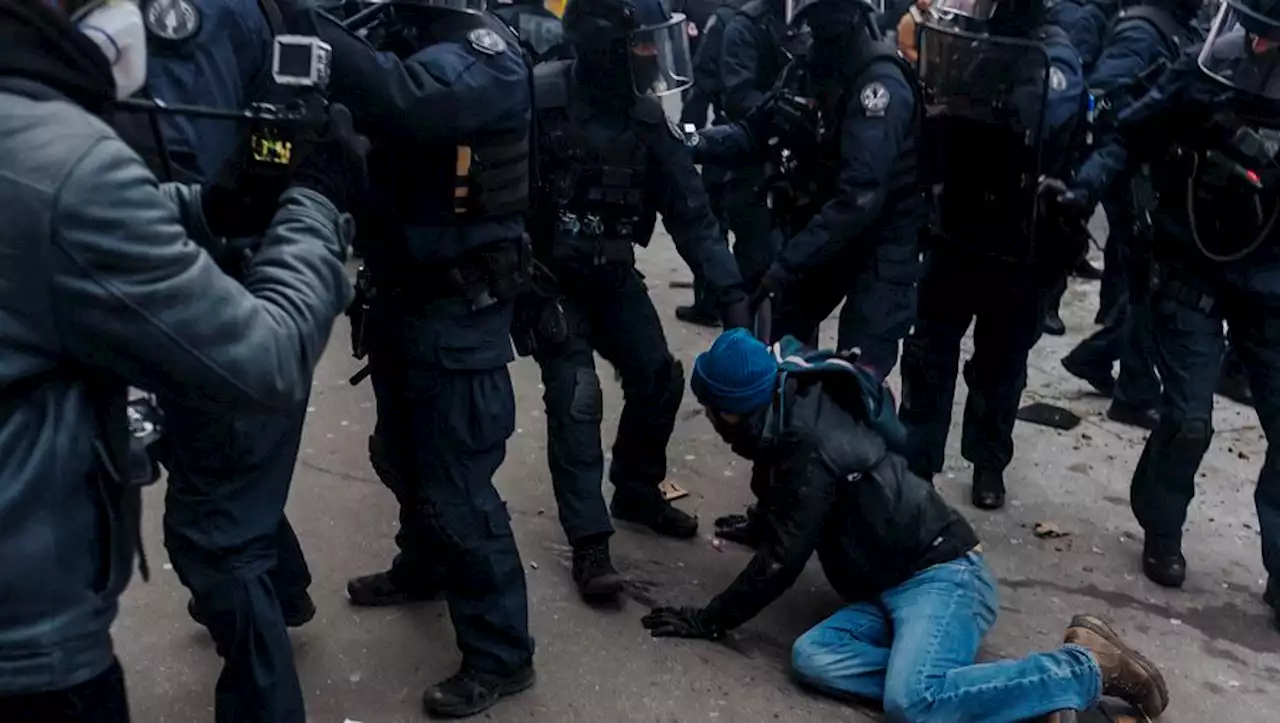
[1042,309,1067,336]
[1061,352,1116,397]
[1106,401,1160,431]
[346,570,439,607]
[675,302,720,328]
[188,592,316,629]
[971,469,1006,510]
[572,537,624,603]
[1141,537,1186,588]
[611,487,698,539]
[422,666,535,718]
[1217,370,1255,407]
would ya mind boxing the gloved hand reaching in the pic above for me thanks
[1039,176,1092,218]
[200,134,290,240]
[288,103,372,214]
[751,263,793,312]
[641,607,723,640]
[714,506,762,549]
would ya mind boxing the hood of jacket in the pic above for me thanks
[0,0,115,113]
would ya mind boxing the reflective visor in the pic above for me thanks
[931,0,997,20]
[1199,1,1280,100]
[630,13,693,97]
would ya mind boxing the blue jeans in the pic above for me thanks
[791,554,1101,722]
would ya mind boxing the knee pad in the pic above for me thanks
[568,368,603,423]
[657,357,685,414]
[367,433,401,494]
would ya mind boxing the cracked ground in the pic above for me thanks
[116,217,1279,722]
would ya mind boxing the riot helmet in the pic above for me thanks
[563,0,693,97]
[1199,0,1280,99]
[784,0,880,77]
[931,0,1046,33]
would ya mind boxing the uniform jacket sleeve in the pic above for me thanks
[1049,0,1118,70]
[702,438,838,631]
[719,15,766,120]
[776,66,915,276]
[49,137,353,411]
[314,12,529,143]
[648,123,747,303]
[1086,19,1173,97]
[693,120,759,165]
[1074,56,1190,202]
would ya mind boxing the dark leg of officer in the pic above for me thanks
[834,225,921,379]
[1129,274,1223,588]
[356,300,535,715]
[162,400,315,723]
[531,297,626,601]
[1219,332,1256,406]
[1232,308,1280,627]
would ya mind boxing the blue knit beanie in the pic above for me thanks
[690,328,778,414]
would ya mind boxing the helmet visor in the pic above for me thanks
[931,0,997,20]
[1199,1,1280,100]
[784,0,885,26]
[630,13,693,96]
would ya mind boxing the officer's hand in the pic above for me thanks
[1039,176,1091,217]
[641,607,722,640]
[751,264,792,311]
[722,297,752,330]
[289,104,372,214]
[200,138,287,240]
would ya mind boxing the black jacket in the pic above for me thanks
[704,375,979,632]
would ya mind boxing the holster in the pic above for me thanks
[348,264,376,360]
[451,236,533,311]
[511,260,569,357]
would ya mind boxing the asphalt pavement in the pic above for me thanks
[114,221,1280,722]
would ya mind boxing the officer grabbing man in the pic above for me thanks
[676,0,791,327]
[1059,0,1204,430]
[293,0,538,715]
[696,0,926,379]
[898,0,1085,509]
[1055,0,1280,629]
[514,0,750,603]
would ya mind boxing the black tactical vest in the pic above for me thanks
[373,12,532,229]
[768,45,922,235]
[531,60,659,266]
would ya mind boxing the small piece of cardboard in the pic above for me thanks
[658,480,689,501]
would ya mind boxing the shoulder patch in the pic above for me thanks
[1049,66,1068,93]
[859,81,890,117]
[469,28,508,56]
[143,0,201,42]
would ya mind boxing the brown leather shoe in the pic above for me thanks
[1065,615,1169,718]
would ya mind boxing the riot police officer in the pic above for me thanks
[1049,0,1119,70]
[515,0,750,601]
[493,0,570,63]
[676,0,791,327]
[1059,0,1203,430]
[1059,0,1280,628]
[298,0,538,714]
[696,0,926,379]
[898,0,1085,509]
[142,2,325,719]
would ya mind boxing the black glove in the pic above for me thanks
[751,263,791,312]
[722,296,751,330]
[714,507,762,549]
[288,103,372,213]
[641,607,723,640]
[1039,176,1092,218]
[200,136,288,240]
